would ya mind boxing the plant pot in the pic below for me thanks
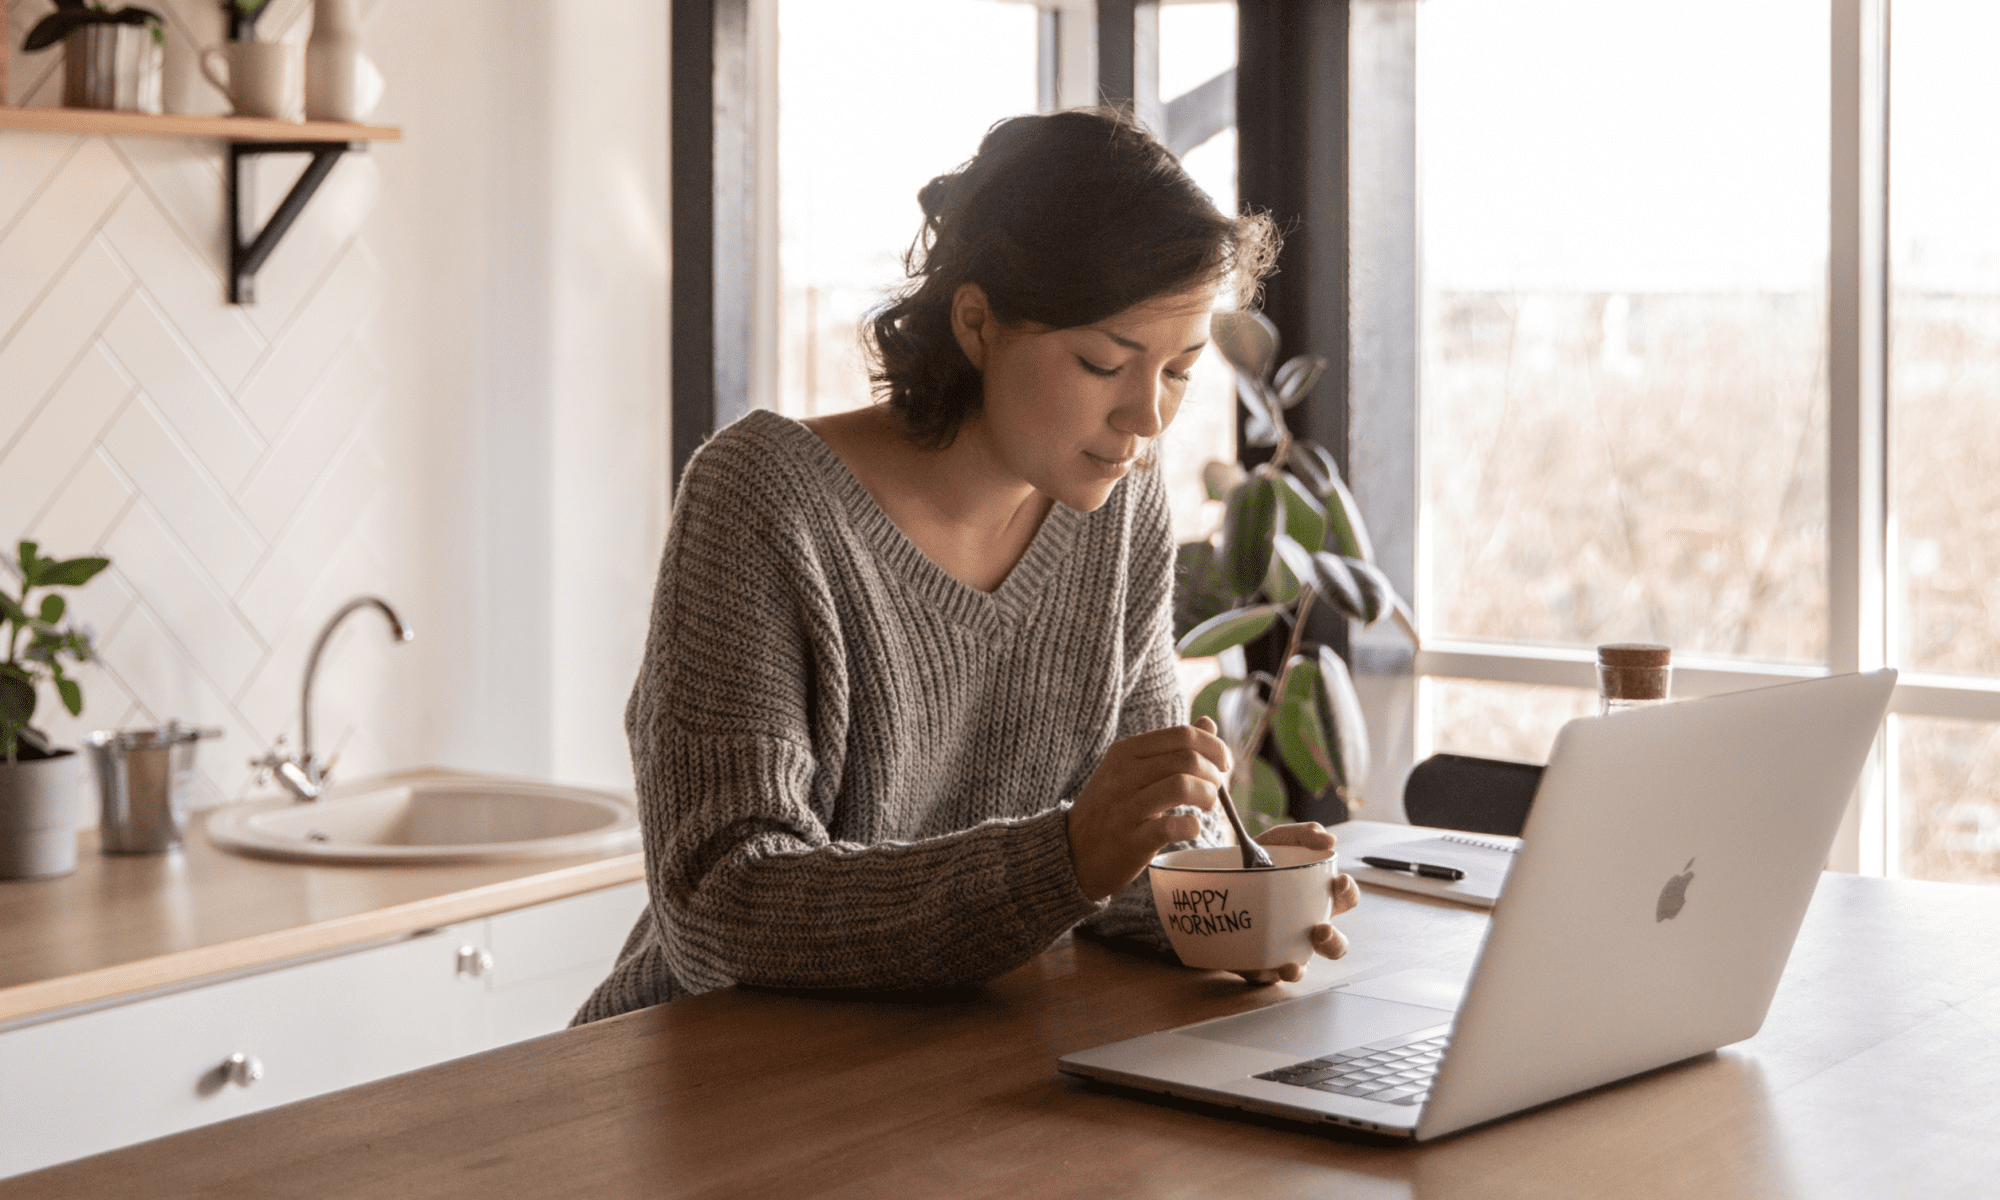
[62,24,164,114]
[0,750,83,880]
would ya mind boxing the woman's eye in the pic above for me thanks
[1078,357,1119,378]
[1164,368,1193,383]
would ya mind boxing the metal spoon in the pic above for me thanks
[1217,781,1275,869]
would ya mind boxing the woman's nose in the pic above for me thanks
[1114,376,1169,438]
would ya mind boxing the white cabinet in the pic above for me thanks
[0,880,648,1179]
[482,880,649,1046]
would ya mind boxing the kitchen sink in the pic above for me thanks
[206,770,642,864]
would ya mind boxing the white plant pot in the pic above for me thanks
[0,750,83,880]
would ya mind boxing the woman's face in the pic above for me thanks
[954,285,1217,513]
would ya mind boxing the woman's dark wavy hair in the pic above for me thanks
[866,107,1278,448]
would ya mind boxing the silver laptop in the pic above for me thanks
[1059,669,1897,1141]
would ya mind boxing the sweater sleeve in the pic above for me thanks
[1076,465,1230,954]
[623,434,1104,995]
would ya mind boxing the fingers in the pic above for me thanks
[1135,808,1205,848]
[1310,921,1351,961]
[1233,961,1306,985]
[1253,821,1336,851]
[1190,717,1234,774]
[1123,719,1232,777]
[1329,873,1360,916]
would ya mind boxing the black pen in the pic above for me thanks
[1361,855,1466,882]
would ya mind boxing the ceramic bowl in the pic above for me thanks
[1149,845,1338,970]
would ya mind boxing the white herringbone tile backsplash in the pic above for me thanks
[2,0,424,812]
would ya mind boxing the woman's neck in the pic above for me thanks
[803,406,1054,594]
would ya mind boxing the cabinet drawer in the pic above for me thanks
[485,880,647,990]
[0,924,484,1179]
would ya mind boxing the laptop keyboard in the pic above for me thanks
[1251,1028,1450,1107]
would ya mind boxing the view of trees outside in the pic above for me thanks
[1419,0,1830,771]
[1419,0,1829,664]
[1421,0,2000,884]
[1888,1,2000,881]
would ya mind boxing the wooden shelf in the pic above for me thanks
[0,105,400,143]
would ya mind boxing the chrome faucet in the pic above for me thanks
[252,596,414,802]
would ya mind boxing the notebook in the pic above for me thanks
[1334,822,1518,907]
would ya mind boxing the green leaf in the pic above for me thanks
[56,677,81,717]
[1288,441,1337,498]
[1277,472,1329,551]
[1262,548,1300,605]
[1176,604,1283,658]
[1272,354,1328,410]
[15,540,40,586]
[1323,473,1376,564]
[1309,551,1366,617]
[1271,533,1316,586]
[1346,557,1395,625]
[1216,681,1266,762]
[1316,645,1371,795]
[1191,674,1239,729]
[1272,692,1334,794]
[38,595,65,625]
[1174,541,1236,639]
[1190,675,1245,726]
[1243,757,1288,833]
[1201,460,1245,502]
[1211,309,1279,387]
[1218,475,1280,597]
[35,556,110,588]
[0,592,26,627]
[0,673,36,732]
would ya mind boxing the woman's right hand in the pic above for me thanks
[1066,719,1232,900]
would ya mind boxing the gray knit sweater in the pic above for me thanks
[573,410,1217,1024]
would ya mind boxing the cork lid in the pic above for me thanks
[1597,643,1671,668]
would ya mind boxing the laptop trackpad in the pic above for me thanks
[1180,989,1451,1059]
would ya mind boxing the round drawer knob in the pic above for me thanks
[455,945,494,978]
[225,1053,263,1088]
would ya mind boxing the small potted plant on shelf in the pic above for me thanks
[0,540,109,880]
[1174,310,1418,834]
[22,1,167,114]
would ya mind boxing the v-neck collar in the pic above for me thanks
[750,410,1085,635]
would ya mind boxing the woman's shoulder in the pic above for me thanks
[675,410,853,525]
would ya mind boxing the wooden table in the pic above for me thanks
[10,872,1999,1199]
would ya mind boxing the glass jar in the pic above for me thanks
[1597,643,1671,715]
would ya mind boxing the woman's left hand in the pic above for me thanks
[1231,821,1361,985]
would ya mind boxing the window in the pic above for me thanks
[774,0,1039,421]
[1407,0,2000,882]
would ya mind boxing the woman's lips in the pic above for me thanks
[1084,450,1136,479]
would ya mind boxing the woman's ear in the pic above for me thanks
[950,282,994,371]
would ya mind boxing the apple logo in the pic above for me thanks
[1656,858,1696,922]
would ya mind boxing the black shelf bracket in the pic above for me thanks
[226,140,362,305]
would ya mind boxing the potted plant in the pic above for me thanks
[22,1,166,113]
[0,541,109,880]
[1173,311,1418,834]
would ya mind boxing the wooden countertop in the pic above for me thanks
[15,870,1998,1199]
[0,797,643,1026]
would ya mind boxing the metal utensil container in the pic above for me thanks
[84,724,222,854]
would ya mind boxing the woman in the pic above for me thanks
[576,108,1358,1024]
